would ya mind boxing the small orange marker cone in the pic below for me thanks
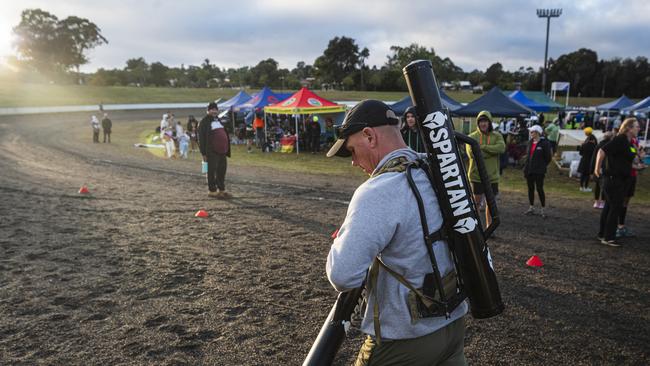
[526,255,543,267]
[331,228,339,239]
[78,186,90,194]
[195,209,208,218]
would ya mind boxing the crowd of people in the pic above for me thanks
[232,109,337,154]
[397,107,646,246]
[88,103,646,245]
[156,112,199,159]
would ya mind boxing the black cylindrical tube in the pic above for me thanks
[403,60,504,318]
[303,288,364,366]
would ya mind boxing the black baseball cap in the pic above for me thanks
[207,102,219,111]
[326,100,399,158]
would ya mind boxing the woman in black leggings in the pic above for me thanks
[577,132,597,192]
[523,125,552,217]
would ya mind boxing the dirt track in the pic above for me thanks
[0,110,648,365]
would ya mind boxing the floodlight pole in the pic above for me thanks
[537,8,562,94]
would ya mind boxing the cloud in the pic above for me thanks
[1,0,648,73]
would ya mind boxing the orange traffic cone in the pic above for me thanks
[78,186,90,194]
[195,209,208,218]
[526,255,544,267]
[331,228,339,239]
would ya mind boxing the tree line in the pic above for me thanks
[10,8,650,98]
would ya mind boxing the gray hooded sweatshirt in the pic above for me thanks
[326,148,468,340]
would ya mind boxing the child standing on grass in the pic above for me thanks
[162,127,175,158]
[90,115,100,143]
[178,132,190,159]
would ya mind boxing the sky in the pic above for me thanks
[1,0,649,73]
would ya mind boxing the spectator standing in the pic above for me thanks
[187,116,199,153]
[101,113,112,143]
[466,111,505,227]
[594,118,640,246]
[400,107,425,153]
[199,102,232,199]
[159,114,169,138]
[544,120,560,155]
[162,127,175,158]
[577,128,597,192]
[617,136,646,238]
[178,132,190,159]
[90,115,100,143]
[308,116,321,153]
[523,125,552,217]
[591,132,613,208]
[253,111,265,149]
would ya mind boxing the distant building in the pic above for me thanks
[459,81,472,91]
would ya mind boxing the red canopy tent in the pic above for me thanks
[265,87,346,153]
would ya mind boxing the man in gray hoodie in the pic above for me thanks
[326,100,467,366]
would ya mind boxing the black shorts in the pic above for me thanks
[625,176,637,197]
[471,182,499,195]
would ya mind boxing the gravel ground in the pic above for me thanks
[0,110,648,365]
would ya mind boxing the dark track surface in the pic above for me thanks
[0,111,648,365]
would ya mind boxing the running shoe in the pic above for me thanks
[617,227,635,238]
[600,239,621,247]
[593,202,599,208]
[524,206,535,215]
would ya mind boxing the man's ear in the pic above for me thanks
[362,127,376,147]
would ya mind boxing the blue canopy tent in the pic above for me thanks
[216,90,252,132]
[234,87,291,112]
[508,90,552,112]
[391,89,462,115]
[521,91,564,111]
[596,95,635,111]
[454,87,533,118]
[440,89,463,111]
[218,90,251,109]
[622,96,650,114]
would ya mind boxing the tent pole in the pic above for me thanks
[295,114,300,154]
[566,85,569,107]
[231,108,235,135]
[644,118,648,146]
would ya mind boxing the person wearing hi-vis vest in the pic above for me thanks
[198,102,232,199]
[326,100,468,366]
[465,110,505,228]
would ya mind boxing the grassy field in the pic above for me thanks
[126,121,649,202]
[0,79,615,108]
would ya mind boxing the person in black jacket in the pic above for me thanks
[591,132,613,208]
[594,118,640,246]
[198,102,232,199]
[577,130,597,192]
[523,125,552,217]
[400,107,425,153]
[101,113,112,143]
[308,116,321,153]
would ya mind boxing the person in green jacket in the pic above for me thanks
[544,119,560,154]
[466,110,505,227]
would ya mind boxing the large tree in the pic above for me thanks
[12,9,107,76]
[386,43,463,84]
[314,36,363,87]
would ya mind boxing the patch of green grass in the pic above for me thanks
[0,79,618,108]
[122,120,366,177]
[107,120,650,203]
